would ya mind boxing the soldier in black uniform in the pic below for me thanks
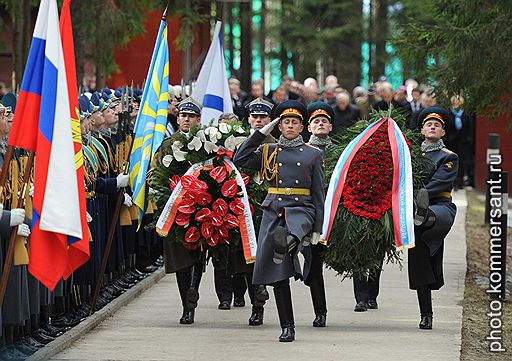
[409,106,458,330]
[304,102,333,327]
[234,100,325,342]
[150,98,205,325]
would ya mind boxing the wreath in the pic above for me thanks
[323,109,427,278]
[149,121,260,263]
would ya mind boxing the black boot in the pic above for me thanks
[417,285,433,329]
[273,280,295,342]
[273,226,298,264]
[248,306,264,326]
[186,263,203,309]
[313,314,326,327]
[419,314,433,329]
[414,188,432,226]
[179,308,195,325]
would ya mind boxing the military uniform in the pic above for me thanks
[408,106,458,330]
[234,100,324,342]
[304,101,333,326]
[149,98,205,324]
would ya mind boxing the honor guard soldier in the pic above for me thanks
[234,100,325,342]
[150,97,206,325]
[409,106,458,330]
[304,101,334,327]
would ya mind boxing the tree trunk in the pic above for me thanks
[72,0,86,91]
[226,2,235,76]
[239,1,252,91]
[259,0,266,83]
[372,0,388,80]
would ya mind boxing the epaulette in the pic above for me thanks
[441,148,454,154]
[83,144,99,176]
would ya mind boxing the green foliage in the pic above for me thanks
[393,0,512,121]
[323,108,427,278]
[272,0,362,82]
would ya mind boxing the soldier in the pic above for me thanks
[150,97,205,325]
[234,100,325,342]
[409,106,458,330]
[304,101,333,327]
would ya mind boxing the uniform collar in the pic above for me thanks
[421,139,445,153]
[278,135,304,148]
[309,135,332,148]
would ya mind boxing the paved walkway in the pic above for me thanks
[47,192,467,361]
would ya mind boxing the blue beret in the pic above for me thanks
[78,95,91,118]
[90,92,107,111]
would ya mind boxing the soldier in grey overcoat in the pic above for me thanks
[233,100,324,342]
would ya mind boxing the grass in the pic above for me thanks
[460,190,511,360]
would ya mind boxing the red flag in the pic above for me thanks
[60,0,90,277]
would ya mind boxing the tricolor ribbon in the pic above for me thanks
[156,157,257,262]
[321,118,415,250]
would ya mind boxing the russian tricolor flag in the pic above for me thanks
[8,0,88,290]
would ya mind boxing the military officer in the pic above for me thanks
[409,106,458,330]
[233,100,325,342]
[304,101,333,327]
[149,97,206,325]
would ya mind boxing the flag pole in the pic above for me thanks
[0,151,35,309]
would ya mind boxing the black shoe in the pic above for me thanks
[32,329,55,344]
[278,327,295,342]
[23,336,45,349]
[313,314,326,327]
[233,298,245,307]
[14,341,37,356]
[354,301,368,312]
[248,306,264,326]
[367,299,378,309]
[1,344,28,360]
[179,309,195,324]
[186,288,200,309]
[218,301,231,310]
[254,285,269,307]
[419,314,433,329]
[42,324,65,337]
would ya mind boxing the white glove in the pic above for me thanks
[17,223,30,237]
[86,211,93,223]
[123,193,133,207]
[29,184,34,197]
[116,173,129,188]
[9,208,25,227]
[258,117,279,136]
[0,203,3,219]
[310,232,321,245]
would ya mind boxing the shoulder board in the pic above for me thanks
[441,148,454,154]
[304,143,322,152]
[90,136,109,165]
[82,144,99,175]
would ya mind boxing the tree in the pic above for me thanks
[273,0,363,89]
[393,0,512,119]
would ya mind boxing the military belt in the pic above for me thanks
[268,187,310,196]
[436,191,452,199]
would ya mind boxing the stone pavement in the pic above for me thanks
[41,191,467,361]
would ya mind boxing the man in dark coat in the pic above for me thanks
[149,97,205,325]
[332,92,360,133]
[409,106,458,330]
[234,100,325,342]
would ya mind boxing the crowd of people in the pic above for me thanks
[0,70,475,357]
[229,75,476,189]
